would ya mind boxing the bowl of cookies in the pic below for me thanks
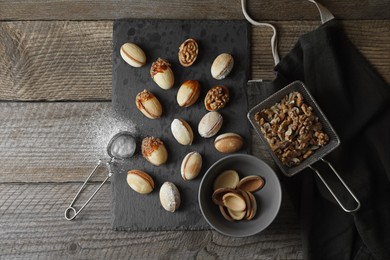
[198,154,282,237]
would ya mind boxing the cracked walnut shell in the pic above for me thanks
[178,39,198,67]
[204,85,230,111]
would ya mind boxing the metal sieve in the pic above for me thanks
[247,81,360,212]
[64,131,136,220]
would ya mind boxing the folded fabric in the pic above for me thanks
[267,19,390,259]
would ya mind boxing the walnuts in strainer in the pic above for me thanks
[255,91,329,167]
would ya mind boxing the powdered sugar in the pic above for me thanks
[87,105,137,159]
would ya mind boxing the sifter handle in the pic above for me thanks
[64,159,113,220]
[309,158,361,213]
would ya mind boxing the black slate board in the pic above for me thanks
[111,20,250,231]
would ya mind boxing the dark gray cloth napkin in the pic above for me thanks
[249,19,390,260]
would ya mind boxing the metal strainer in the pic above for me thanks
[64,131,136,220]
[247,81,360,212]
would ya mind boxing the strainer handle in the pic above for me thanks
[64,159,114,220]
[309,158,361,213]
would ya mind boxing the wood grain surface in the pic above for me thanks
[0,102,275,183]
[0,21,112,101]
[0,102,114,182]
[0,20,389,101]
[0,183,302,259]
[0,0,389,258]
[0,0,389,21]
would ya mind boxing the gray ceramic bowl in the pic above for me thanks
[198,154,282,237]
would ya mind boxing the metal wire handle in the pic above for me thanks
[64,158,114,220]
[309,158,361,213]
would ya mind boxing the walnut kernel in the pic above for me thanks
[255,91,329,167]
[204,85,230,111]
[178,39,198,67]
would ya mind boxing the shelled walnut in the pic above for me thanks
[204,85,230,111]
[178,39,198,67]
[255,91,329,167]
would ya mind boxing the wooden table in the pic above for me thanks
[0,1,389,258]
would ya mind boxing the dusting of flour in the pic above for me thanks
[85,105,137,160]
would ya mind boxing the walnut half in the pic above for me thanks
[178,39,198,67]
[204,85,230,111]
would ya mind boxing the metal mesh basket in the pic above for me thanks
[247,81,360,212]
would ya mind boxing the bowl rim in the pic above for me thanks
[198,153,282,237]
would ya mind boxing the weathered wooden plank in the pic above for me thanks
[0,21,112,101]
[0,20,389,101]
[0,0,389,21]
[0,102,125,183]
[0,102,274,183]
[0,183,303,259]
